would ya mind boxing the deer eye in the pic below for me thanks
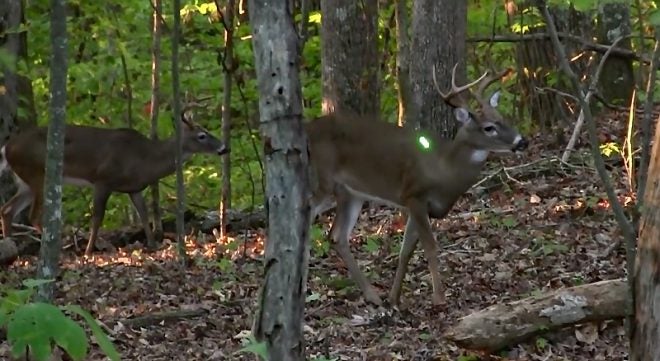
[483,125,496,133]
[197,132,208,140]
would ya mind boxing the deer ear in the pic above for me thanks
[489,90,501,108]
[181,110,195,129]
[454,108,471,125]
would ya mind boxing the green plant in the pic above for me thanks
[0,279,120,361]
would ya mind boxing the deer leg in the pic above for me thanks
[1,180,34,238]
[85,187,112,256]
[128,192,156,251]
[407,201,445,306]
[330,190,382,305]
[388,216,420,305]
[27,180,44,234]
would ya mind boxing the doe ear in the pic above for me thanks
[453,107,471,125]
[489,90,501,108]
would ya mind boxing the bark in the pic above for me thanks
[631,103,660,360]
[171,0,189,264]
[36,0,68,302]
[320,0,379,116]
[219,0,235,242]
[0,0,36,208]
[248,1,310,359]
[149,0,164,249]
[596,1,634,104]
[408,0,466,136]
[444,279,631,353]
[395,0,411,127]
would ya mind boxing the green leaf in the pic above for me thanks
[650,9,660,28]
[22,278,55,289]
[7,303,69,361]
[64,305,121,361]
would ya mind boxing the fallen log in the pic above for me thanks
[443,279,631,353]
[119,309,208,328]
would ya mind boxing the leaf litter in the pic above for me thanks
[0,107,646,360]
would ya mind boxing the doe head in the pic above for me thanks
[180,107,229,156]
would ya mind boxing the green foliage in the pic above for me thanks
[0,279,120,361]
[310,224,330,257]
[600,142,621,157]
[235,334,268,360]
[21,0,659,235]
[365,236,381,254]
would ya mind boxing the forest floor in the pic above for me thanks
[0,106,648,361]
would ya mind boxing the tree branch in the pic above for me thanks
[467,32,653,65]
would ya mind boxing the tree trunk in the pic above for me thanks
[320,0,379,116]
[596,1,634,104]
[149,0,164,249]
[395,0,411,127]
[408,0,466,136]
[631,105,660,360]
[0,0,36,209]
[510,3,590,133]
[248,1,310,360]
[171,0,189,264]
[36,0,68,302]
[219,0,235,243]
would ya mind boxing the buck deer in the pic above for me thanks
[306,63,528,306]
[0,107,228,256]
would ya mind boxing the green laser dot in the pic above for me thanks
[418,136,430,150]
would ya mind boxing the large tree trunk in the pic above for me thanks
[320,0,379,116]
[0,0,36,208]
[36,0,67,302]
[408,0,466,136]
[632,110,660,360]
[248,1,310,360]
[509,3,590,134]
[596,1,634,104]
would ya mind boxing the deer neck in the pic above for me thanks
[138,137,193,182]
[446,137,489,166]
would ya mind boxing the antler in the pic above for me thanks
[432,63,488,108]
[473,68,513,104]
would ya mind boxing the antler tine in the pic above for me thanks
[432,63,488,107]
[474,68,513,101]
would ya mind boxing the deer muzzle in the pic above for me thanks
[512,135,529,152]
[217,145,230,155]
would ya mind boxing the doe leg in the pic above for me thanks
[1,181,34,238]
[409,201,445,306]
[129,192,156,251]
[85,187,112,256]
[388,216,419,305]
[330,189,381,305]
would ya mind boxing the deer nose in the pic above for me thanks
[217,145,230,155]
[512,136,528,152]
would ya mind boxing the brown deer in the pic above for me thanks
[0,107,228,256]
[306,63,528,306]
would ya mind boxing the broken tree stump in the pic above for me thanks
[443,279,630,353]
